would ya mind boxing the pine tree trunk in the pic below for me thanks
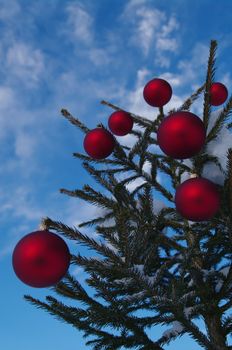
[204,314,228,350]
[186,226,229,350]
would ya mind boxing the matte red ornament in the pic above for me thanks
[12,230,70,288]
[84,128,115,159]
[108,111,133,136]
[175,177,220,221]
[157,111,206,159]
[143,78,172,107]
[209,82,228,106]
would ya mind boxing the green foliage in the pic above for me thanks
[25,40,232,350]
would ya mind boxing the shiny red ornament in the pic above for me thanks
[84,128,115,159]
[108,111,133,136]
[143,78,172,107]
[209,82,228,106]
[175,177,220,221]
[157,111,206,159]
[12,230,70,288]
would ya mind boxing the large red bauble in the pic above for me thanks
[84,128,115,159]
[108,111,133,136]
[143,78,172,107]
[157,111,206,159]
[209,82,228,106]
[12,230,70,288]
[175,178,220,221]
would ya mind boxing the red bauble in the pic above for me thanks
[209,82,228,106]
[84,128,115,159]
[12,230,70,288]
[108,111,133,136]
[143,78,172,107]
[175,178,220,221]
[157,111,206,159]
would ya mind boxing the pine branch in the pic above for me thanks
[100,100,152,128]
[82,162,116,193]
[60,109,90,133]
[167,83,205,115]
[30,39,232,350]
[124,160,174,201]
[60,187,116,210]
[78,211,114,228]
[170,311,214,350]
[206,95,232,144]
[128,124,155,162]
[24,294,95,334]
[178,83,206,111]
[40,217,124,264]
[203,39,217,132]
[189,151,226,177]
[73,152,124,165]
[95,167,132,174]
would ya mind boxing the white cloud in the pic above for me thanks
[136,68,151,87]
[160,16,179,38]
[151,42,209,95]
[63,3,115,68]
[65,3,94,44]
[120,1,179,66]
[0,185,45,221]
[89,48,112,66]
[0,85,15,110]
[0,221,31,259]
[136,8,164,55]
[156,37,178,52]
[219,72,232,90]
[177,42,209,85]
[155,18,179,67]
[0,97,56,175]
[158,72,182,87]
[203,109,232,183]
[14,131,38,159]
[6,42,45,86]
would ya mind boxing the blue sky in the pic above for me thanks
[1,0,232,349]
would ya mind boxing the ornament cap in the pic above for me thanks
[96,123,104,128]
[189,173,198,178]
[39,217,50,231]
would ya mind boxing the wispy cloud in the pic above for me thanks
[120,0,179,66]
[178,43,209,84]
[6,42,45,87]
[62,2,116,69]
[0,0,231,266]
[65,2,94,44]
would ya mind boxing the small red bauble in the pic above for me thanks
[12,230,70,288]
[143,78,172,107]
[84,128,115,159]
[108,111,133,136]
[157,111,206,159]
[209,82,228,106]
[175,178,220,221]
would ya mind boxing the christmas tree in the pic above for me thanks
[23,39,232,349]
